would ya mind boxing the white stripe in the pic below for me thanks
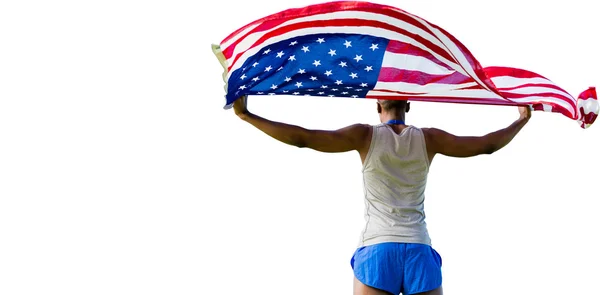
[543,104,553,112]
[508,96,574,114]
[490,76,551,88]
[373,81,477,93]
[223,10,450,63]
[381,52,454,75]
[226,26,468,79]
[501,86,574,101]
[578,97,600,116]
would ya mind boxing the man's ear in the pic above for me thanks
[406,102,411,113]
[377,102,382,114]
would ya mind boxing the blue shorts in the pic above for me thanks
[351,243,442,295]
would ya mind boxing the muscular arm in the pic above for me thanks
[423,106,531,159]
[233,96,372,154]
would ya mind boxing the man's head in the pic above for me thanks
[377,99,410,122]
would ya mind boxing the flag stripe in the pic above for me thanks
[373,81,478,93]
[378,68,473,85]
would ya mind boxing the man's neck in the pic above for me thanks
[382,113,405,124]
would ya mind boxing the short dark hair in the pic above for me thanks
[378,99,408,111]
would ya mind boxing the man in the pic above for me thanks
[232,95,531,295]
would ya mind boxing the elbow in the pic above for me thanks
[290,136,307,148]
[483,143,498,155]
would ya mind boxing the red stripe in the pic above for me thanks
[484,66,550,80]
[370,86,485,95]
[227,18,455,71]
[377,68,473,85]
[366,93,519,105]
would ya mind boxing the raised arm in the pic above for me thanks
[423,106,531,159]
[233,96,372,155]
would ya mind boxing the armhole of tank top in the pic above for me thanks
[416,127,431,171]
[361,125,378,171]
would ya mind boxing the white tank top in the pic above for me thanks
[358,124,431,247]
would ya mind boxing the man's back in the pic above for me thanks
[360,124,431,247]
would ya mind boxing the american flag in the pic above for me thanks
[212,1,598,129]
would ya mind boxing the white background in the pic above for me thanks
[1,0,599,294]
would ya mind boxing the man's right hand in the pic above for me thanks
[519,105,532,121]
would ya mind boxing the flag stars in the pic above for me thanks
[339,61,347,68]
[263,49,271,54]
[349,72,358,79]
[264,65,273,72]
[354,55,363,62]
[335,80,343,85]
[289,41,298,46]
[328,49,336,56]
[352,95,359,98]
[310,76,318,81]
[320,85,328,89]
[253,62,259,67]
[301,46,310,53]
[360,83,368,87]
[252,77,260,82]
[283,90,289,93]
[277,66,283,72]
[298,68,306,74]
[240,74,247,80]
[239,85,246,90]
[342,91,349,94]
[316,38,325,43]
[318,92,325,95]
[289,55,296,61]
[370,44,379,51]
[312,60,321,67]
[276,51,285,58]
[284,77,292,82]
[295,82,303,88]
[344,40,352,48]
[364,66,373,72]
[293,92,300,95]
[324,70,333,76]
[270,84,278,90]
